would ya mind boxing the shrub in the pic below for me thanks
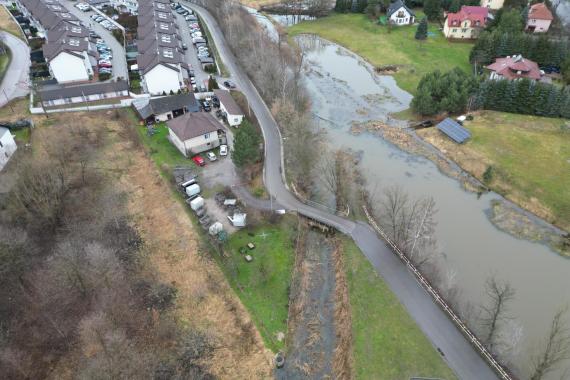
[483,165,494,184]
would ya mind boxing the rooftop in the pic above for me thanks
[167,112,222,141]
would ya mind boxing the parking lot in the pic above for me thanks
[60,0,128,81]
[173,11,209,88]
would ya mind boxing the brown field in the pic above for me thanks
[0,5,24,38]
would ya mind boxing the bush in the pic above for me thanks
[99,72,111,81]
[204,64,216,74]
[483,165,494,184]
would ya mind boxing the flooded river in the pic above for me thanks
[294,34,570,378]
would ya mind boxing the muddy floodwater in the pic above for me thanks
[295,34,570,378]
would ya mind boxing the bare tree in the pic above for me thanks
[479,276,516,353]
[529,307,570,380]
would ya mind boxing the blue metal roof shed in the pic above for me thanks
[436,118,471,144]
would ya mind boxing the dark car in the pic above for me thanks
[211,96,220,108]
[223,80,236,89]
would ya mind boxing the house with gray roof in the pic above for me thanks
[136,0,187,95]
[38,81,129,107]
[213,89,244,127]
[132,93,200,123]
[387,0,415,25]
[167,112,227,156]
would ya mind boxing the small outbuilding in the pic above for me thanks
[133,93,200,123]
[436,118,471,143]
[387,0,415,26]
[0,127,17,171]
[167,112,227,156]
[213,89,244,127]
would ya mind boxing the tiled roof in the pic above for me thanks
[213,89,243,115]
[446,6,488,27]
[167,112,221,141]
[387,0,415,18]
[528,3,553,20]
[486,55,542,80]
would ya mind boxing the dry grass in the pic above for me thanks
[13,107,273,379]
[104,116,274,378]
[332,240,353,380]
[0,5,24,39]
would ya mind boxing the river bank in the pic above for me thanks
[350,119,570,257]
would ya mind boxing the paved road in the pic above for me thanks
[186,2,499,379]
[173,11,209,88]
[60,1,128,81]
[0,31,30,107]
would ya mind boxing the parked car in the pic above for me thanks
[219,145,228,156]
[192,155,205,166]
[176,8,186,14]
[99,63,112,68]
[198,85,207,92]
[184,14,194,20]
[191,32,203,38]
[190,77,196,85]
[206,151,217,161]
[182,43,188,50]
[211,96,220,108]
[223,80,236,89]
[201,100,211,112]
[189,23,199,28]
[99,68,112,74]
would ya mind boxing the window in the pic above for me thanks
[461,28,467,33]
[158,12,167,19]
[204,133,210,139]
[162,48,174,58]
[71,26,81,33]
[397,11,405,18]
[161,34,171,43]
[69,39,80,46]
[452,28,457,32]
[159,23,169,30]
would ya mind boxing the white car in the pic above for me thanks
[219,145,228,156]
[206,151,217,161]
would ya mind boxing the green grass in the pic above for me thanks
[138,122,197,172]
[342,237,456,380]
[0,48,11,87]
[222,219,296,352]
[198,14,229,77]
[288,12,473,94]
[465,111,570,230]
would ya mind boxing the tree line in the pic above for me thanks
[413,67,570,118]
[470,32,570,68]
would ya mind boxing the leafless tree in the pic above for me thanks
[529,307,570,380]
[479,276,516,353]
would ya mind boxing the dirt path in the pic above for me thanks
[277,229,338,379]
[103,116,273,378]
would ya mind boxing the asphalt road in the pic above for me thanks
[173,11,209,88]
[0,31,30,107]
[185,2,500,379]
[60,0,128,81]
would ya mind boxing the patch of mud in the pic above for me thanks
[488,200,570,257]
[277,229,337,379]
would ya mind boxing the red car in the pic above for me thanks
[192,155,205,166]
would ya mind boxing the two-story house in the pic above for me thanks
[443,6,489,39]
[525,3,553,33]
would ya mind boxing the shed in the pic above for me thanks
[133,93,200,123]
[213,89,244,127]
[436,118,471,144]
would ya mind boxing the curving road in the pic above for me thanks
[186,2,499,379]
[0,31,30,108]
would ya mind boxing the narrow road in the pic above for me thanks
[0,31,30,108]
[186,2,499,379]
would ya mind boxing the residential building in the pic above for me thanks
[213,89,244,127]
[387,0,415,26]
[132,93,200,123]
[486,55,543,81]
[167,112,227,156]
[0,127,17,171]
[17,0,97,83]
[38,81,129,107]
[443,6,489,39]
[480,0,504,10]
[137,0,187,95]
[525,3,553,33]
[110,0,139,14]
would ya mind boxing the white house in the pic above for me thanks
[213,89,244,127]
[387,0,415,26]
[167,112,226,156]
[0,127,17,171]
[141,62,185,95]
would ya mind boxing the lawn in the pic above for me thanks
[0,6,24,39]
[342,237,456,380]
[0,48,11,86]
[222,219,297,352]
[288,12,473,94]
[419,111,570,231]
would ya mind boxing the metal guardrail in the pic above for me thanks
[362,206,512,380]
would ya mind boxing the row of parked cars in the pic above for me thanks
[93,36,113,75]
[89,13,119,31]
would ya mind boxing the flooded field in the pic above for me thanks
[295,34,570,378]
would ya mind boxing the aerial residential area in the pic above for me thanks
[0,0,569,378]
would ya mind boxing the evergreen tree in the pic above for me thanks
[448,0,460,12]
[560,87,570,119]
[415,17,428,40]
[562,57,570,85]
[497,9,524,33]
[412,86,438,115]
[231,120,261,167]
[423,0,442,21]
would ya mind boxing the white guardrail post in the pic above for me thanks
[362,206,512,380]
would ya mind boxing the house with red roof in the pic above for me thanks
[525,3,553,33]
[486,55,544,81]
[443,6,489,40]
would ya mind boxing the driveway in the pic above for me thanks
[60,0,128,81]
[173,11,209,88]
[0,31,30,107]
[184,2,500,379]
